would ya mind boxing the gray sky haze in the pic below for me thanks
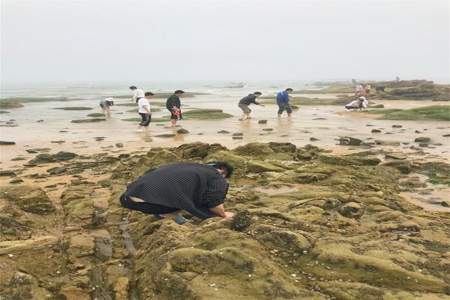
[1,0,449,84]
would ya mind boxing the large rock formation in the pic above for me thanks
[0,143,449,299]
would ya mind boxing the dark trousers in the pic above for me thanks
[139,113,151,126]
[120,194,178,215]
[277,103,293,114]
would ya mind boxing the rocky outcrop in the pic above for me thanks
[1,143,449,299]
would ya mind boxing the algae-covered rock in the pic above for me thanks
[0,185,56,214]
[234,142,274,157]
[247,160,285,173]
[29,151,77,165]
[268,142,297,153]
[177,142,210,159]
[254,225,311,252]
[3,142,450,299]
[183,109,233,120]
[205,150,247,169]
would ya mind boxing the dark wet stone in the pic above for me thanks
[26,148,50,154]
[51,140,65,144]
[29,154,55,164]
[0,141,15,145]
[310,137,320,141]
[338,137,362,146]
[95,137,105,141]
[71,118,106,123]
[232,132,243,137]
[262,128,273,131]
[12,157,26,161]
[9,178,24,184]
[177,128,190,134]
[54,151,77,161]
[414,137,431,143]
[392,125,402,128]
[0,170,16,177]
[218,130,230,134]
[47,167,67,175]
[371,129,382,133]
[156,133,176,138]
[115,143,124,148]
[258,120,268,124]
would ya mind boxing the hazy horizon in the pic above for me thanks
[1,0,449,86]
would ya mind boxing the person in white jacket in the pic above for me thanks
[345,96,368,111]
[129,85,145,103]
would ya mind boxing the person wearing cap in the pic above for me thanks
[99,97,114,117]
[276,88,294,117]
[345,96,369,111]
[238,92,264,121]
[120,162,234,224]
[166,90,184,127]
[130,85,145,103]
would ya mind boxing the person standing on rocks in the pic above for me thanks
[238,92,264,121]
[120,162,235,224]
[130,85,145,103]
[276,88,293,118]
[166,90,184,127]
[99,97,114,117]
[138,92,153,127]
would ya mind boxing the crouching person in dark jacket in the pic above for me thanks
[120,162,234,224]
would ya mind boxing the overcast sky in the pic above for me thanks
[1,0,449,84]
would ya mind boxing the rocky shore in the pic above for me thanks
[1,142,449,299]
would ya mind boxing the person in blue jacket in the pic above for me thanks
[276,88,294,117]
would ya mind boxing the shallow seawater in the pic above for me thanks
[1,87,449,212]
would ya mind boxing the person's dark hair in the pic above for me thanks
[253,91,262,96]
[286,88,293,92]
[174,90,185,94]
[129,86,137,90]
[209,161,234,178]
[145,92,154,96]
